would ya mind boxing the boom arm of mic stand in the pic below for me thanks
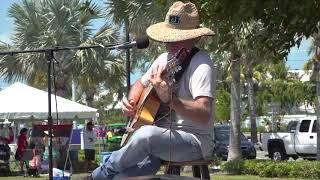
[0,43,122,56]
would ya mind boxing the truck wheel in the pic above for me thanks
[270,147,287,161]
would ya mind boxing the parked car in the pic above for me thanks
[213,125,256,160]
[261,116,317,161]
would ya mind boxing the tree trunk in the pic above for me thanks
[316,70,320,160]
[246,62,258,144]
[315,46,320,160]
[85,88,96,107]
[55,68,71,98]
[227,52,243,161]
[54,53,71,98]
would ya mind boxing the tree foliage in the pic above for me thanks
[198,0,320,57]
[0,0,124,101]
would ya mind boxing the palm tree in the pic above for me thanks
[307,32,320,160]
[228,51,243,161]
[243,56,258,143]
[106,0,176,71]
[0,0,123,105]
[243,50,275,143]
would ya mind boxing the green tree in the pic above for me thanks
[197,0,320,161]
[0,0,123,106]
[215,88,230,122]
[105,0,176,72]
[305,31,320,160]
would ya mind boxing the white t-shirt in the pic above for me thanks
[83,128,97,150]
[140,50,216,158]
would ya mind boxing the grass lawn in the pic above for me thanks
[212,175,305,180]
[0,173,307,180]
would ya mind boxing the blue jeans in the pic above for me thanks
[92,125,203,180]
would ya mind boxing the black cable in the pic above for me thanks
[52,60,71,176]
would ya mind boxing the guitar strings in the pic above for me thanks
[153,112,198,129]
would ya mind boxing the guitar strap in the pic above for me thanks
[174,47,200,82]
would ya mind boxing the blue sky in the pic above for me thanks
[0,0,16,44]
[0,0,314,88]
[286,38,313,69]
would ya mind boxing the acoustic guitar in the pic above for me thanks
[120,48,188,146]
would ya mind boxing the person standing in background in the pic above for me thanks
[7,126,14,144]
[0,124,14,144]
[15,128,28,174]
[83,121,97,172]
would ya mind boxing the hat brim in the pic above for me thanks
[146,22,215,43]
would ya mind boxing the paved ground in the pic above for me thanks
[256,146,269,160]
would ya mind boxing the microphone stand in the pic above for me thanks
[0,42,128,180]
[46,50,54,179]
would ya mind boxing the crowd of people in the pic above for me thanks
[0,120,126,177]
[0,122,90,176]
[13,127,63,176]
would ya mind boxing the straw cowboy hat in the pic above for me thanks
[146,1,215,42]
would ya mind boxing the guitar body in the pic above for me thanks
[120,85,161,146]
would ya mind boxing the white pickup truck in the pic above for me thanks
[261,116,318,161]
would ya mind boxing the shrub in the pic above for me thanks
[288,161,320,179]
[221,160,320,179]
[221,160,244,175]
[242,160,266,176]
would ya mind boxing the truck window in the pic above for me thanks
[312,120,318,133]
[299,120,311,132]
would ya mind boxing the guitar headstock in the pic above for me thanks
[164,48,188,86]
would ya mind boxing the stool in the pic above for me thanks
[162,160,212,179]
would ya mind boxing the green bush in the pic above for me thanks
[257,161,290,177]
[221,160,320,179]
[242,160,265,175]
[288,161,320,179]
[221,160,244,175]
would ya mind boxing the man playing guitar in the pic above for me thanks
[91,1,216,179]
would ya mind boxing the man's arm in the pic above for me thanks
[122,80,146,117]
[170,95,213,124]
[148,64,213,124]
[128,80,145,105]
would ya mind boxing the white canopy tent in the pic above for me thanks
[0,82,98,120]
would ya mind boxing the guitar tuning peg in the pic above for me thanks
[175,66,182,72]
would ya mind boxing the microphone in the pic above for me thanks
[114,36,149,50]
